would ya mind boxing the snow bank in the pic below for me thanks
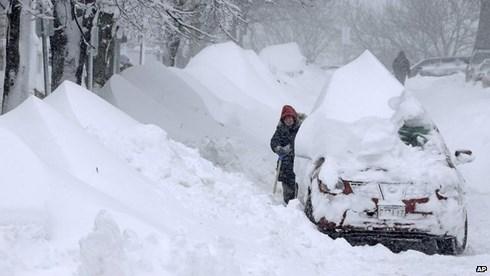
[0,127,50,227]
[46,81,139,132]
[259,43,329,112]
[259,42,306,74]
[186,41,287,110]
[0,95,188,237]
[117,61,225,144]
[103,62,277,186]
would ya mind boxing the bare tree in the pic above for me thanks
[344,0,479,65]
[2,0,38,113]
[2,0,22,113]
[474,0,490,50]
[50,0,96,90]
[247,0,337,63]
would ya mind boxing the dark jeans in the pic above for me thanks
[278,156,297,204]
[282,179,298,204]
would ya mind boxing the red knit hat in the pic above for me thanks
[280,105,297,120]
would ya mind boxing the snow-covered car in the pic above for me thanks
[469,59,490,87]
[466,49,490,83]
[408,56,469,78]
[303,121,472,255]
[296,51,473,255]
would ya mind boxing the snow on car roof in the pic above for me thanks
[296,50,460,187]
[311,50,404,122]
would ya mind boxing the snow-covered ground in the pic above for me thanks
[1,43,489,275]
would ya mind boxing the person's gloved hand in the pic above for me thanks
[297,112,307,123]
[275,144,292,156]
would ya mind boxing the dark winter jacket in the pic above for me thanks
[270,117,304,183]
[392,51,411,84]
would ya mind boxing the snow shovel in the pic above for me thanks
[273,158,283,194]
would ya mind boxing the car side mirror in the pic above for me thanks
[455,149,474,165]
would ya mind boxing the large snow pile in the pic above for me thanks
[311,51,404,122]
[0,80,404,276]
[105,61,224,144]
[259,43,330,112]
[186,41,288,110]
[102,41,329,196]
[0,81,318,275]
[296,50,461,194]
[101,62,276,186]
[259,42,306,74]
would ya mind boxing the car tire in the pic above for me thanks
[456,215,468,254]
[304,187,316,223]
[437,214,467,255]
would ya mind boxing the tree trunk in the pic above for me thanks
[2,0,21,113]
[50,0,82,90]
[167,31,181,67]
[50,1,67,90]
[475,0,490,50]
[94,11,115,87]
[75,2,96,85]
[2,0,37,113]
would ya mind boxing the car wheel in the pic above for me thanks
[456,215,468,254]
[304,187,316,223]
[437,214,467,255]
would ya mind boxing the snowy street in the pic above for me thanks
[1,1,490,274]
[1,42,490,275]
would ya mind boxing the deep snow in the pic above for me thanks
[0,43,488,275]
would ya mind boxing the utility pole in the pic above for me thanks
[139,34,145,65]
[113,27,121,75]
[341,26,351,64]
[113,27,127,75]
[35,7,53,96]
[87,14,99,91]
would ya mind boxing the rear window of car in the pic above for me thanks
[398,123,431,147]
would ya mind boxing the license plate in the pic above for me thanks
[378,205,406,219]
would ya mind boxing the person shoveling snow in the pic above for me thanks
[270,105,306,204]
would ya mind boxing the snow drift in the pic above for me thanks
[101,62,276,186]
[0,47,488,274]
[259,42,307,74]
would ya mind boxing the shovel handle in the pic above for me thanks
[273,159,282,194]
